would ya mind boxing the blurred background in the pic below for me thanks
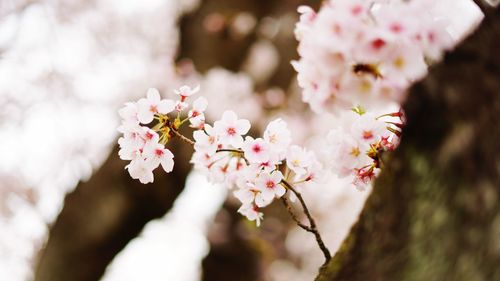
[0,0,483,280]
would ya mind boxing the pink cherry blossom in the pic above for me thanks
[118,136,142,161]
[350,113,389,145]
[237,203,263,227]
[174,85,200,101]
[254,171,285,201]
[286,145,313,176]
[137,88,175,124]
[296,156,326,185]
[143,143,175,173]
[175,101,189,112]
[126,159,155,184]
[118,102,139,125]
[234,186,257,205]
[189,97,208,118]
[193,124,219,156]
[189,97,208,128]
[213,110,251,147]
[263,118,291,159]
[293,0,457,113]
[327,128,371,178]
[190,151,214,172]
[242,137,270,164]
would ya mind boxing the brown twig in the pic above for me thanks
[170,128,195,145]
[216,148,249,165]
[281,180,332,263]
[216,148,244,153]
[165,121,330,262]
[280,195,312,232]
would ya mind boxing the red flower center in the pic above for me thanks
[155,149,164,157]
[266,181,275,189]
[252,144,261,153]
[371,38,386,50]
[227,127,236,136]
[363,130,374,140]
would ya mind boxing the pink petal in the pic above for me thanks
[157,99,175,114]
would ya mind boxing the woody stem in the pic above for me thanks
[169,126,195,145]
[281,180,332,263]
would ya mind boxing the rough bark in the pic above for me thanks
[34,140,192,281]
[317,5,500,281]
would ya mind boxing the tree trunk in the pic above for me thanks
[317,5,500,281]
[34,140,192,281]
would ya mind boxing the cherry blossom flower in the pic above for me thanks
[126,159,155,184]
[353,166,379,191]
[350,113,389,145]
[175,101,189,112]
[143,143,175,173]
[237,203,263,227]
[119,80,403,227]
[297,157,326,185]
[188,97,208,128]
[263,118,291,159]
[293,0,457,113]
[286,145,313,176]
[242,137,270,164]
[190,151,214,172]
[118,137,141,161]
[118,102,139,125]
[193,127,220,157]
[327,128,371,178]
[254,171,285,202]
[213,110,251,147]
[174,85,200,101]
[137,88,175,124]
[234,186,257,205]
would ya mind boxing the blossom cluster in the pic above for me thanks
[326,108,402,190]
[292,0,454,113]
[117,86,205,183]
[117,1,458,226]
[191,112,324,226]
[118,86,326,226]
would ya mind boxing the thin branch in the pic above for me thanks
[281,180,332,263]
[280,195,312,232]
[170,128,195,145]
[165,119,330,261]
[216,148,249,165]
[216,148,244,153]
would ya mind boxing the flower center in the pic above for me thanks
[362,130,373,140]
[155,149,164,157]
[350,147,360,157]
[227,127,236,136]
[371,38,386,50]
[266,181,275,189]
[252,144,262,153]
[268,135,277,144]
